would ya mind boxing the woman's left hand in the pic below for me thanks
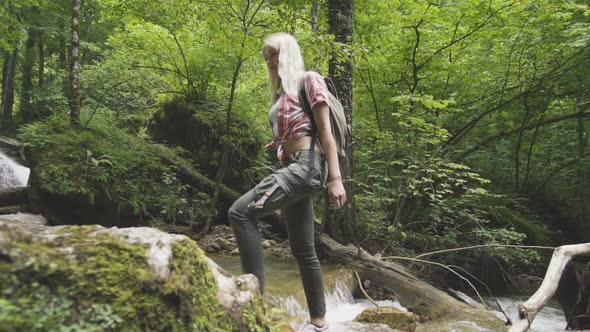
[327,179,346,209]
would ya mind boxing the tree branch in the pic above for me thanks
[455,112,590,161]
[413,244,555,260]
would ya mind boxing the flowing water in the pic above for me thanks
[209,254,568,332]
[208,253,403,331]
[0,150,29,188]
[492,297,567,332]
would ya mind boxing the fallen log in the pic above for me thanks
[154,147,241,203]
[509,242,590,332]
[0,206,28,215]
[319,234,505,331]
[0,187,28,207]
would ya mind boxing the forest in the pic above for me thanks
[0,0,589,331]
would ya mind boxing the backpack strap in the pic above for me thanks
[299,77,317,131]
[299,75,318,184]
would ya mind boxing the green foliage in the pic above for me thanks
[18,113,199,225]
[354,115,549,269]
[0,0,587,291]
[149,97,268,191]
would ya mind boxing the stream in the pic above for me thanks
[0,148,568,331]
[209,254,568,332]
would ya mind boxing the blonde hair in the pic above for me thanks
[263,32,306,103]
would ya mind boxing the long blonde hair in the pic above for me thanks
[263,33,306,103]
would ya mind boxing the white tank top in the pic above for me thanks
[268,96,282,137]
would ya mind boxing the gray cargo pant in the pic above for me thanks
[228,149,327,318]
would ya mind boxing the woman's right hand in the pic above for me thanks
[327,178,346,209]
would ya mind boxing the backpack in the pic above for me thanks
[299,76,353,181]
[298,74,352,164]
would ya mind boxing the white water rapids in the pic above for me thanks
[0,150,29,188]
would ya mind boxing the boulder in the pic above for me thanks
[355,307,420,332]
[0,214,273,331]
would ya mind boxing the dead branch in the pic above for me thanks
[509,243,590,332]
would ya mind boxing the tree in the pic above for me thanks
[326,0,355,243]
[0,1,19,130]
[69,0,81,124]
[201,0,267,236]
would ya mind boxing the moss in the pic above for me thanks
[0,224,240,331]
[240,293,279,332]
[355,307,420,332]
[18,114,196,226]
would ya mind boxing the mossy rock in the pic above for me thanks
[0,214,275,332]
[18,114,201,227]
[355,307,420,332]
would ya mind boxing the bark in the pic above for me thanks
[70,0,81,124]
[509,243,590,332]
[1,49,18,129]
[513,94,531,191]
[19,29,37,122]
[311,2,319,32]
[327,0,355,243]
[36,30,48,117]
[38,31,44,86]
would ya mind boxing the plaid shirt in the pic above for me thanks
[268,71,329,162]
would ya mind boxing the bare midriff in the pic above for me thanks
[283,135,322,157]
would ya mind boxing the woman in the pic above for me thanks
[228,32,346,331]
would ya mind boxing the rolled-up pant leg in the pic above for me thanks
[284,197,326,319]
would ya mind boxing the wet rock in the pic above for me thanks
[355,307,420,332]
[199,225,293,258]
[0,214,273,332]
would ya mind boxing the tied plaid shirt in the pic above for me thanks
[268,71,329,163]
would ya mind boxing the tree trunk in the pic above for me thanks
[19,29,37,122]
[513,95,531,191]
[327,0,355,243]
[38,31,44,86]
[1,49,18,129]
[70,0,81,124]
[311,2,319,32]
[59,19,71,101]
[36,30,48,117]
[200,54,244,237]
